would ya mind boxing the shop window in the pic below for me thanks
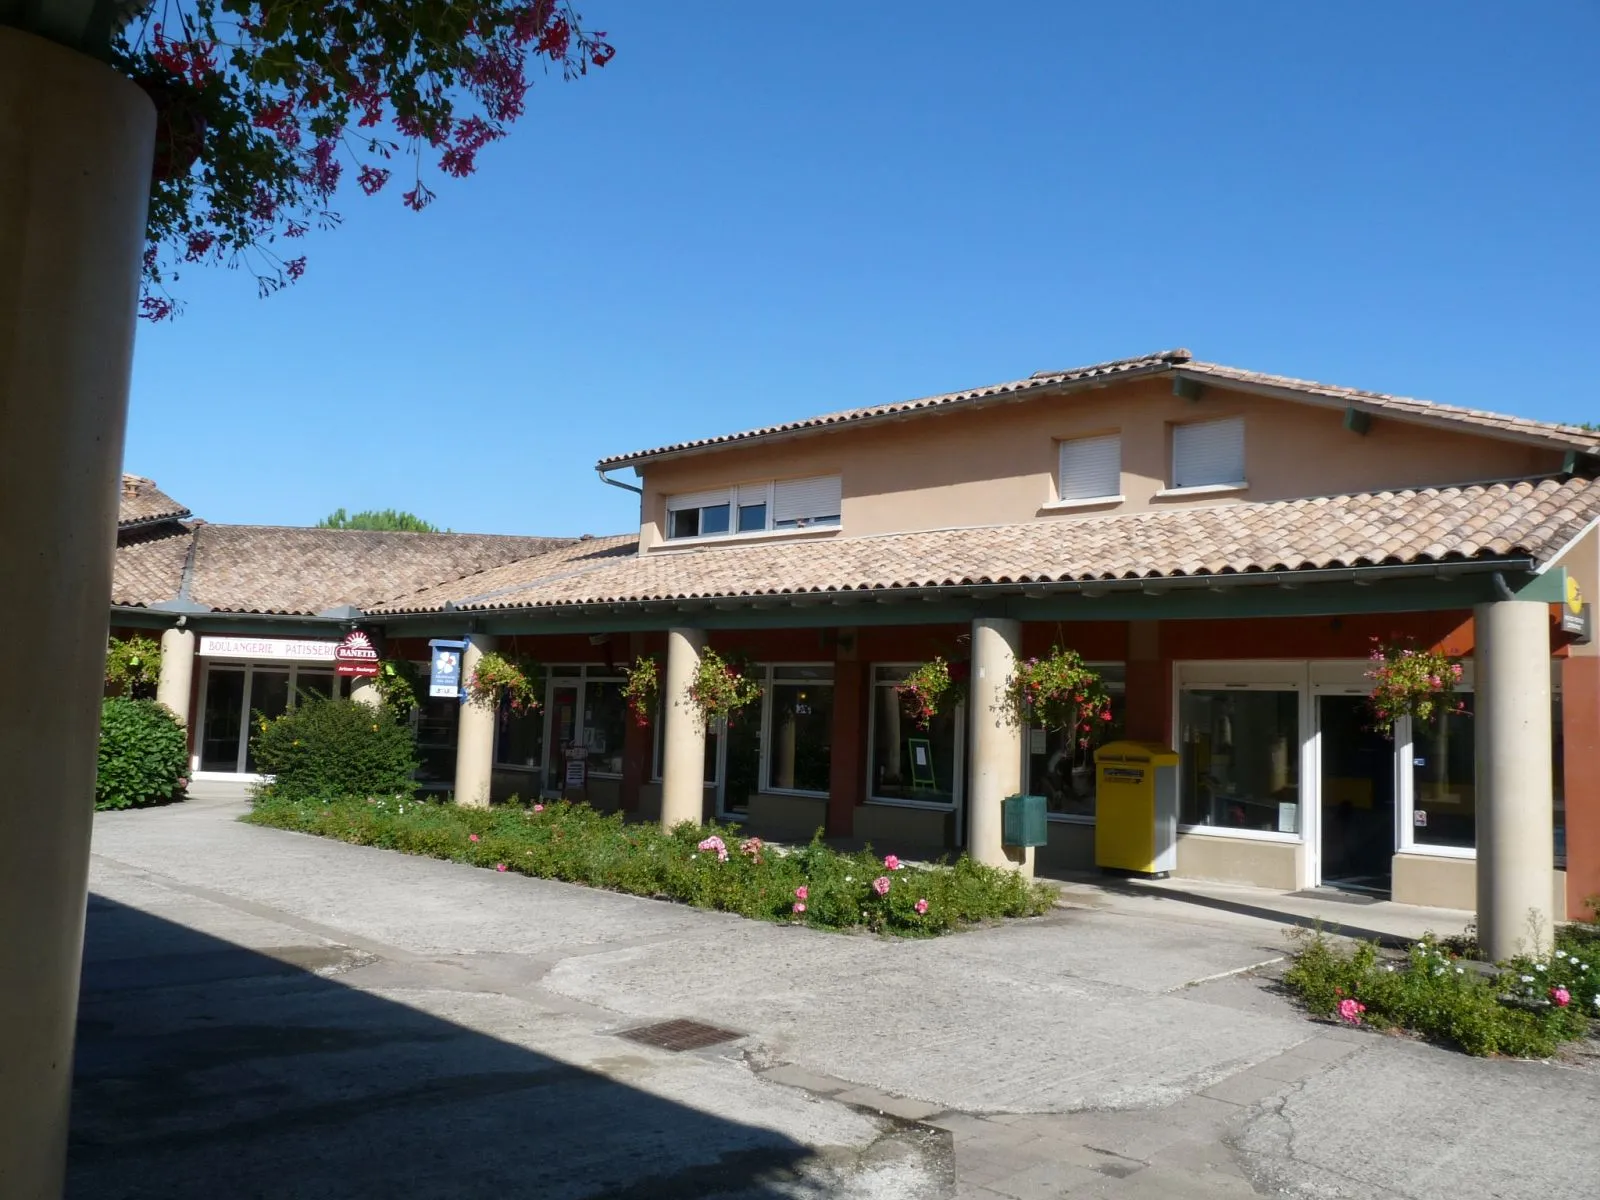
[651,699,720,786]
[765,666,834,794]
[1056,433,1121,502]
[1026,665,1125,818]
[1179,688,1300,832]
[870,665,959,807]
[664,476,841,542]
[1411,697,1476,851]
[198,662,345,775]
[583,680,627,777]
[496,704,544,770]
[412,696,460,789]
[200,667,246,772]
[1171,416,1245,489]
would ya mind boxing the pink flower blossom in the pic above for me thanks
[795,886,808,900]
[1337,998,1366,1024]
[468,833,480,843]
[697,835,729,862]
[872,876,891,896]
[533,804,545,813]
[884,855,902,871]
[792,902,806,914]
[914,898,929,915]
[1551,986,1571,1007]
[495,863,507,872]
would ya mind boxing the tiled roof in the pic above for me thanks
[118,475,190,529]
[374,476,1600,615]
[111,524,582,615]
[596,350,1600,469]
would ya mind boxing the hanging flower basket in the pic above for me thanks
[1365,641,1464,736]
[622,655,660,727]
[897,657,964,730]
[465,651,542,713]
[1003,647,1112,750]
[105,634,162,698]
[686,649,762,726]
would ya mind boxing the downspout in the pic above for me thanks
[1491,572,1516,602]
[596,466,643,495]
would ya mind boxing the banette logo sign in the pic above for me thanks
[334,630,381,677]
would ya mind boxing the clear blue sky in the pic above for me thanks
[124,1,1600,536]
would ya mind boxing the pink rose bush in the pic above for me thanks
[872,876,891,896]
[884,855,901,871]
[697,834,729,862]
[1337,997,1366,1024]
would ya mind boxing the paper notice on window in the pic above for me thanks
[914,744,928,767]
[1028,729,1047,755]
[1277,802,1298,834]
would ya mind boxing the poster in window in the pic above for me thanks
[908,737,936,791]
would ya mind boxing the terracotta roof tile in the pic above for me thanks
[111,526,193,607]
[118,475,190,529]
[375,476,1600,616]
[596,351,1600,469]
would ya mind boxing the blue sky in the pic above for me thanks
[124,1,1600,536]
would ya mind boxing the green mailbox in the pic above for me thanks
[1002,793,1048,848]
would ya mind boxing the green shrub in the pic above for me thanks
[1282,930,1594,1058]
[96,698,188,810]
[244,796,1057,937]
[250,697,418,802]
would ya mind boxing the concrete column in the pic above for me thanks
[0,29,155,1198]
[350,678,382,708]
[660,627,707,829]
[1474,599,1555,960]
[453,636,498,808]
[968,618,1031,875]
[156,626,197,725]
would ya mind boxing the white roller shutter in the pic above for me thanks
[773,475,842,525]
[666,488,729,512]
[1057,434,1121,501]
[1172,417,1245,488]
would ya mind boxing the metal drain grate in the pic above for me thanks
[617,1018,744,1052]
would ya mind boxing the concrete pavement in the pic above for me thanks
[72,796,1598,1199]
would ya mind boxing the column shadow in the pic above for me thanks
[68,895,832,1199]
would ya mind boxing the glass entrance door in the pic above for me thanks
[1317,693,1396,894]
[543,680,582,794]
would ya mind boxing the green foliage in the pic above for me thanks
[1282,930,1595,1058]
[372,659,420,714]
[621,655,659,727]
[896,657,962,730]
[1365,641,1465,735]
[1003,647,1112,748]
[250,697,418,803]
[465,651,542,712]
[96,698,188,811]
[105,635,163,698]
[687,649,763,725]
[244,797,1057,937]
[317,508,441,533]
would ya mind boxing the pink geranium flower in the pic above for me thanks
[872,876,891,896]
[914,898,929,915]
[884,855,902,871]
[1551,986,1571,1007]
[468,833,480,843]
[794,886,808,901]
[533,804,545,813]
[495,863,507,872]
[697,835,729,862]
[792,901,806,914]
[1337,998,1366,1024]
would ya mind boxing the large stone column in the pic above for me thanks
[1474,599,1554,960]
[969,617,1031,874]
[453,636,497,808]
[156,626,197,724]
[0,28,155,1199]
[660,627,707,830]
[350,678,382,708]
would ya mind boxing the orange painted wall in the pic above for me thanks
[1563,656,1600,920]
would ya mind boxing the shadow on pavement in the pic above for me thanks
[68,895,822,1199]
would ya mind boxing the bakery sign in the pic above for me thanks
[334,630,381,677]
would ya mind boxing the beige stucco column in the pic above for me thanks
[0,28,155,1199]
[1474,599,1554,960]
[350,677,382,708]
[660,627,707,829]
[968,617,1032,875]
[156,626,197,725]
[453,636,497,807]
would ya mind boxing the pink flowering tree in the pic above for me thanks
[97,1,614,318]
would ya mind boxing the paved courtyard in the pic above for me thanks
[72,797,1599,1199]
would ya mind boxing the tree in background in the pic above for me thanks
[87,1,614,318]
[318,508,442,533]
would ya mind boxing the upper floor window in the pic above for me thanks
[666,475,841,542]
[1171,416,1245,489]
[1056,433,1121,503]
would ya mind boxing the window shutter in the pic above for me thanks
[1172,418,1245,488]
[773,475,842,525]
[666,488,728,512]
[1057,434,1121,501]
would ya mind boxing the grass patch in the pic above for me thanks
[1283,927,1599,1058]
[244,794,1056,936]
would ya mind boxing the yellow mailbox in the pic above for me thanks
[1094,741,1180,876]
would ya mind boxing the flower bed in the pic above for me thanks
[1282,927,1599,1058]
[244,795,1055,936]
